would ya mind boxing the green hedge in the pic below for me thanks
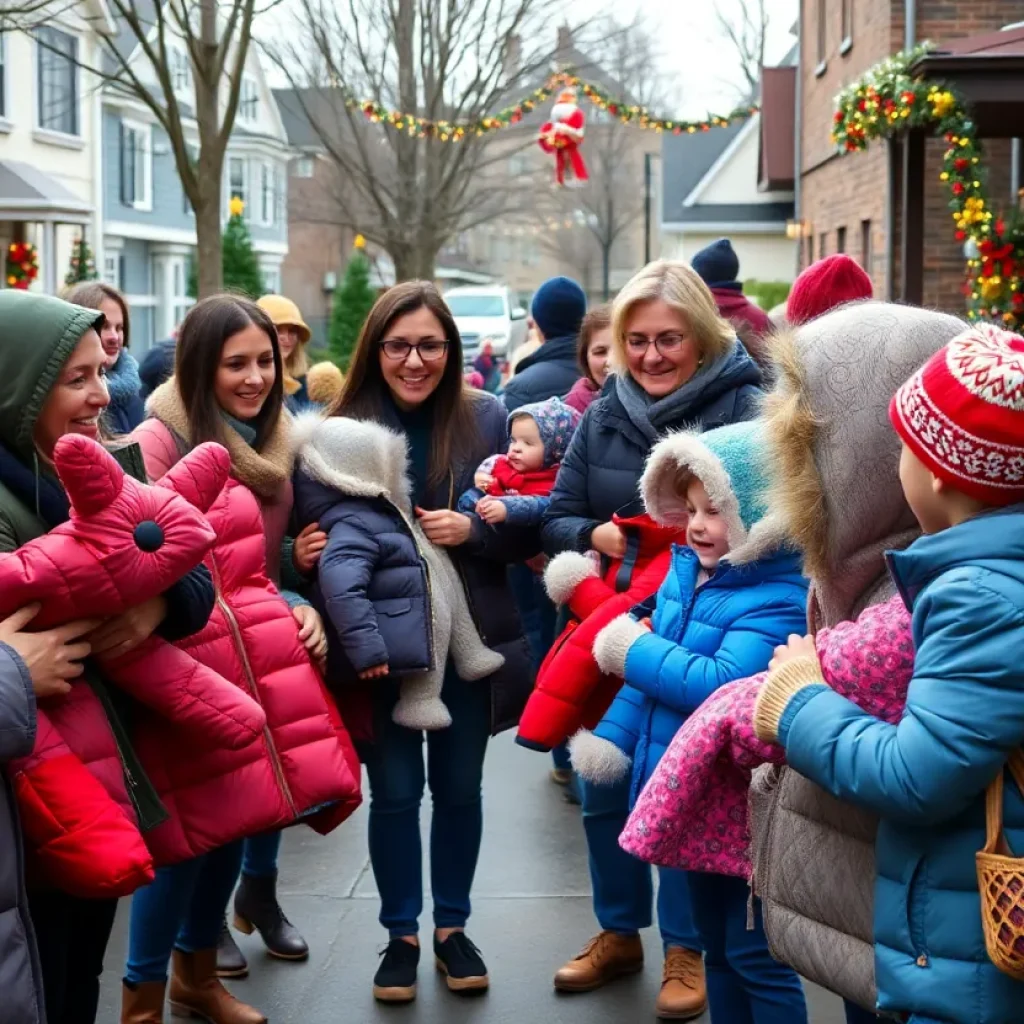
[743,279,791,313]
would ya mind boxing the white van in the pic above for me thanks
[444,286,529,365]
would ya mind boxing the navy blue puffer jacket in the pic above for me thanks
[542,341,762,555]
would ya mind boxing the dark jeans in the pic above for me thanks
[27,890,118,1024]
[363,663,490,936]
[242,830,282,878]
[688,872,807,1024]
[125,841,244,984]
[844,1001,881,1023]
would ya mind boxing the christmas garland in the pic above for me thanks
[6,241,39,290]
[832,45,1023,329]
[354,71,756,141]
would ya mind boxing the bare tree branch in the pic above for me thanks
[714,0,768,101]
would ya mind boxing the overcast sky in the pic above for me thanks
[577,0,799,117]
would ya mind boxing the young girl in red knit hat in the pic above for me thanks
[755,323,1024,1023]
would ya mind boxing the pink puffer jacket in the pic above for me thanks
[132,414,362,865]
[620,595,913,877]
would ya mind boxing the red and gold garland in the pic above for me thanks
[6,241,40,291]
[832,46,1023,329]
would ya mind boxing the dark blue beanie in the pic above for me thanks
[691,238,741,289]
[531,276,587,341]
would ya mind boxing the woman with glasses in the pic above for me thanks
[293,281,536,1004]
[541,260,763,1021]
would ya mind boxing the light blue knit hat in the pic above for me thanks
[640,420,768,546]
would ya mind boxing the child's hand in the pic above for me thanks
[293,523,328,574]
[359,664,389,680]
[292,605,328,666]
[770,634,817,673]
[474,469,494,491]
[476,496,508,524]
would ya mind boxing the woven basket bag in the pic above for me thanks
[977,750,1024,980]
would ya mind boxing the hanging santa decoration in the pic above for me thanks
[538,84,589,188]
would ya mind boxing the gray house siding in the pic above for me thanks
[103,109,195,230]
[120,238,151,294]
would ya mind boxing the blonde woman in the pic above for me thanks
[256,294,312,412]
[541,260,763,1020]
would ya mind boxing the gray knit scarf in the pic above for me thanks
[614,340,739,444]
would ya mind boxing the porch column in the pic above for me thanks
[42,221,58,294]
[900,130,925,306]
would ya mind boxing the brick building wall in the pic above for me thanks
[799,0,1021,314]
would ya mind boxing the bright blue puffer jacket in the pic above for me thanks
[779,504,1024,1024]
[576,420,807,801]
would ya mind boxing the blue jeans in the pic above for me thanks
[363,663,490,937]
[507,562,557,669]
[688,872,807,1024]
[242,831,281,878]
[126,841,243,984]
[580,775,700,950]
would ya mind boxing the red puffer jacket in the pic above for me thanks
[5,435,259,897]
[133,417,362,865]
[515,511,685,752]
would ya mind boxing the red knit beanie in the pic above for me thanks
[786,255,873,325]
[889,324,1024,506]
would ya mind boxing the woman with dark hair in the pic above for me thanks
[125,294,360,1024]
[63,282,146,433]
[564,303,613,414]
[294,281,535,1004]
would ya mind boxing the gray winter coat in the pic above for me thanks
[0,643,45,1024]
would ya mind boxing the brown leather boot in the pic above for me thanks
[655,946,707,1020]
[168,949,267,1023]
[121,980,166,1023]
[553,930,644,992]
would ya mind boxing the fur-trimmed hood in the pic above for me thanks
[292,412,414,517]
[762,301,965,626]
[145,379,293,499]
[640,420,785,564]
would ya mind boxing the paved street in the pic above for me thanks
[98,733,849,1022]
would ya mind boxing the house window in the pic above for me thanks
[819,232,828,259]
[274,165,285,223]
[260,163,275,226]
[102,252,122,289]
[841,0,853,51]
[263,267,280,295]
[805,234,814,266]
[239,78,258,122]
[36,27,79,135]
[815,0,827,70]
[170,48,191,94]
[836,225,847,253]
[171,258,191,326]
[228,157,246,214]
[182,146,196,214]
[0,33,6,119]
[293,156,314,178]
[861,218,872,273]
[119,120,152,210]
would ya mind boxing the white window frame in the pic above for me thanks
[263,266,280,295]
[102,252,122,288]
[120,118,153,211]
[171,257,192,326]
[35,26,79,137]
[293,156,314,178]
[170,48,192,96]
[227,156,247,217]
[259,161,275,227]
[238,77,259,122]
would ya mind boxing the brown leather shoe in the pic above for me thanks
[656,946,707,1020]
[121,980,166,1023]
[553,930,644,992]
[168,948,267,1023]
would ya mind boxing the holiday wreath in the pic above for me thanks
[6,241,40,291]
[832,45,1024,329]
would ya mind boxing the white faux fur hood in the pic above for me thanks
[292,411,414,516]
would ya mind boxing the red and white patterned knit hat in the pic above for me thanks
[889,323,1024,506]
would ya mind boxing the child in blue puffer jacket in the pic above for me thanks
[571,419,810,1024]
[755,324,1024,1024]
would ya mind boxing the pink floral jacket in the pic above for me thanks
[619,595,914,878]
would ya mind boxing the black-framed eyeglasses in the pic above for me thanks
[379,339,450,361]
[625,332,687,356]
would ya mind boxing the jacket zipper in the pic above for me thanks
[211,558,298,818]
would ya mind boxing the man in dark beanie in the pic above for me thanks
[503,275,587,413]
[691,238,774,367]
